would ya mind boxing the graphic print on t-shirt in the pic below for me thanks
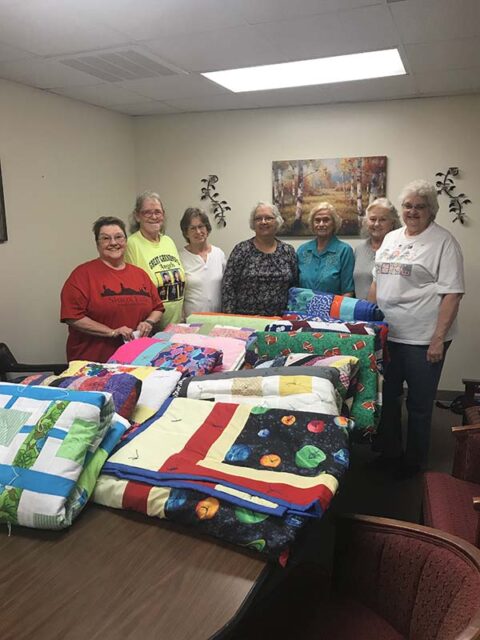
[101,283,151,298]
[147,254,185,303]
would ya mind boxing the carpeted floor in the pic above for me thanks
[331,398,459,524]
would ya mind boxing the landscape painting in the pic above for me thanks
[272,155,387,236]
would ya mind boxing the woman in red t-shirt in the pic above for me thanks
[61,216,164,363]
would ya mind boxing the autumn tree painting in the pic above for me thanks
[272,156,387,236]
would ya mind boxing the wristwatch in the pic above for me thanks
[145,319,155,327]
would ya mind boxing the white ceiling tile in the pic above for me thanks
[242,86,336,108]
[143,25,286,73]
[0,1,478,114]
[71,0,247,41]
[162,93,263,112]
[48,83,150,107]
[323,73,419,102]
[0,0,130,56]
[405,37,480,73]
[0,58,105,88]
[256,4,399,60]
[117,74,227,101]
[415,67,480,95]
[390,0,480,44]
[238,0,383,24]
[249,74,419,108]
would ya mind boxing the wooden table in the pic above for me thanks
[0,504,270,640]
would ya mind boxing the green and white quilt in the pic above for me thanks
[0,382,128,529]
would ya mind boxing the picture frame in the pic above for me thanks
[0,162,7,243]
[272,155,387,237]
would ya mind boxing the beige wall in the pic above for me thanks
[0,78,136,363]
[134,95,480,390]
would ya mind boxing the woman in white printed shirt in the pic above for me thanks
[369,179,465,478]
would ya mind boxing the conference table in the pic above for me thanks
[0,504,271,640]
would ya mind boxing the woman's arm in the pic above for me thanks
[340,244,355,297]
[65,317,133,341]
[136,310,164,337]
[427,293,463,362]
[367,281,377,303]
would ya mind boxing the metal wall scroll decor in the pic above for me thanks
[435,167,471,224]
[200,174,231,227]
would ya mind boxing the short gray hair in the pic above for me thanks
[129,191,165,233]
[398,180,439,220]
[249,201,284,232]
[361,198,401,237]
[308,202,343,234]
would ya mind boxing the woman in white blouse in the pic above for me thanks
[179,207,226,318]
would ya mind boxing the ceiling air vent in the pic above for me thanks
[58,47,187,83]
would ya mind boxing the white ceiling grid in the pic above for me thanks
[0,0,477,115]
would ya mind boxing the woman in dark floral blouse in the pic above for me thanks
[221,202,298,316]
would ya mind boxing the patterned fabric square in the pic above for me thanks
[0,407,32,446]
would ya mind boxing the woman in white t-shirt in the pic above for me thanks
[179,207,226,319]
[369,180,465,478]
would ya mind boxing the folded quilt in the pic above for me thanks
[100,397,349,516]
[246,331,380,432]
[287,288,384,322]
[94,476,307,560]
[265,319,388,373]
[24,361,182,426]
[251,355,359,398]
[178,366,347,416]
[109,337,223,377]
[164,322,202,334]
[0,382,128,529]
[21,369,142,422]
[208,325,256,341]
[169,333,246,371]
[186,312,281,333]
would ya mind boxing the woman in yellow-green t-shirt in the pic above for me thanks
[125,191,185,328]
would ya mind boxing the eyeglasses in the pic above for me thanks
[188,224,207,232]
[98,234,126,244]
[254,216,276,223]
[402,203,429,212]
[140,209,164,218]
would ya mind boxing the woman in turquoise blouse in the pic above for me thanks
[297,202,354,296]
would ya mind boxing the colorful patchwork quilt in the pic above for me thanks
[287,288,384,322]
[178,366,348,416]
[265,319,388,373]
[0,383,128,529]
[109,337,223,376]
[95,397,349,557]
[98,398,349,515]
[26,361,182,426]
[21,369,142,421]
[246,332,380,433]
[94,477,307,559]
[185,312,280,333]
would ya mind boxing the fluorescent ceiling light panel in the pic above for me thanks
[202,49,406,93]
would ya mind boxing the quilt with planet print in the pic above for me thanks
[98,397,350,516]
